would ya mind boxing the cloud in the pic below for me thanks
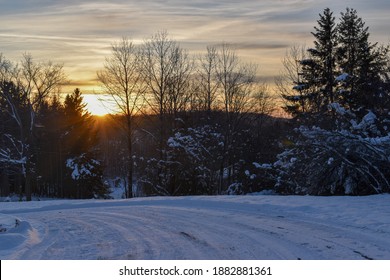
[213,42,290,51]
[0,0,388,91]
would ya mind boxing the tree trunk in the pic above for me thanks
[127,156,133,198]
[1,170,10,197]
[24,150,32,201]
[218,164,224,195]
[127,116,133,198]
[25,172,32,201]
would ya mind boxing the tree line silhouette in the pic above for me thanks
[1,8,389,200]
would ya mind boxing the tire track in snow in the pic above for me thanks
[2,196,390,260]
[12,206,322,259]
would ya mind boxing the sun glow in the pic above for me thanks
[82,94,118,116]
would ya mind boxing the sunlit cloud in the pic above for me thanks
[0,0,388,93]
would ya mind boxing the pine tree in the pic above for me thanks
[0,54,67,200]
[275,8,390,196]
[63,89,96,156]
[62,88,107,198]
[310,8,338,106]
[284,8,338,119]
[336,8,389,115]
[34,95,66,197]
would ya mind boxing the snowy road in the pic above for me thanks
[1,195,390,260]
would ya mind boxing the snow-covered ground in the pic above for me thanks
[1,194,390,260]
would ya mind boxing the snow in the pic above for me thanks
[336,73,350,82]
[253,162,272,169]
[361,111,377,125]
[1,194,390,260]
[329,102,349,115]
[66,156,99,180]
[351,111,377,131]
[293,84,306,91]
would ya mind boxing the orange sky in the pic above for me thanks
[1,1,389,114]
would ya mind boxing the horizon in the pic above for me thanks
[1,1,390,266]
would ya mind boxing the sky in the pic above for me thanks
[0,0,389,113]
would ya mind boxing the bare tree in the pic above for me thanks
[141,31,177,112]
[216,43,257,116]
[215,43,257,193]
[140,31,179,158]
[139,31,199,195]
[97,38,145,198]
[275,45,310,116]
[253,83,275,116]
[20,54,66,111]
[196,46,219,115]
[0,53,67,201]
[166,45,193,120]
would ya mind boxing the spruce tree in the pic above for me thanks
[336,8,389,115]
[285,8,338,118]
[276,7,390,195]
[310,8,338,106]
[34,95,68,197]
[62,89,107,198]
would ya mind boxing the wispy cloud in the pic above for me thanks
[0,0,388,91]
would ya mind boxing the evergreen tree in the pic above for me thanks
[63,89,96,156]
[310,8,338,106]
[62,89,107,198]
[35,95,65,197]
[0,54,67,200]
[275,8,390,195]
[283,8,338,119]
[278,46,311,117]
[336,8,389,115]
[0,80,29,196]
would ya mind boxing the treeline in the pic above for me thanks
[96,32,279,198]
[0,73,108,199]
[1,7,390,200]
[0,34,276,199]
[98,111,286,197]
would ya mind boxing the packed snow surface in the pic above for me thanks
[1,195,390,260]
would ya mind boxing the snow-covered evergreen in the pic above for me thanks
[273,112,390,195]
[275,8,390,195]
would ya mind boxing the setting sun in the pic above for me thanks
[82,94,117,116]
[1,0,390,268]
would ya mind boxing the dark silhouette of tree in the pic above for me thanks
[62,88,107,198]
[213,43,258,193]
[337,8,390,115]
[196,46,219,116]
[0,53,67,200]
[274,8,390,196]
[97,38,144,198]
[281,8,338,119]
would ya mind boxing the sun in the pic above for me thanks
[82,94,117,116]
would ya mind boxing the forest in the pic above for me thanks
[1,8,390,200]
